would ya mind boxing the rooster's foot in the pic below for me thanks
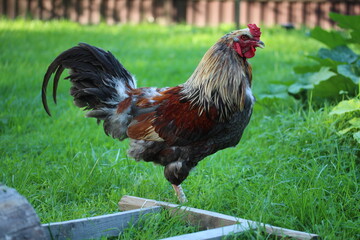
[172,184,188,203]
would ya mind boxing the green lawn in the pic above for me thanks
[0,19,359,239]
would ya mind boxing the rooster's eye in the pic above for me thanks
[240,35,250,40]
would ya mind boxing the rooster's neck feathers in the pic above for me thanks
[181,40,252,121]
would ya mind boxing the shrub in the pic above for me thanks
[289,13,360,102]
[330,98,360,144]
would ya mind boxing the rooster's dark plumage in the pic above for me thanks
[42,24,264,202]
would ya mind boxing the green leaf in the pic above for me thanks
[329,12,360,31]
[339,118,360,135]
[310,26,347,48]
[288,69,356,99]
[329,13,360,44]
[294,65,321,74]
[288,82,313,95]
[308,67,336,85]
[330,99,360,115]
[268,84,288,93]
[353,131,360,144]
[349,31,360,44]
[349,118,360,128]
[258,93,289,100]
[307,55,340,69]
[258,84,289,100]
[338,126,355,135]
[290,68,357,101]
[337,64,360,84]
[318,46,358,64]
[311,75,356,99]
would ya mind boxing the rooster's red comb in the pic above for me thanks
[247,24,261,38]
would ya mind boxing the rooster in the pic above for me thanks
[42,24,264,203]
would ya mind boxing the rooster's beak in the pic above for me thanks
[256,40,265,48]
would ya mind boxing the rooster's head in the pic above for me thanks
[225,24,265,59]
[182,24,264,120]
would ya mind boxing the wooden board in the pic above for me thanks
[119,195,239,229]
[119,195,320,240]
[0,185,47,239]
[161,224,252,240]
[42,206,161,240]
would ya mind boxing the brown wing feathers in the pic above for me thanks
[126,86,219,145]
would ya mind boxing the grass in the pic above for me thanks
[0,19,359,239]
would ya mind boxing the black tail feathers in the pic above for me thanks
[42,43,136,116]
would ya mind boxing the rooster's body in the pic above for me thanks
[42,24,264,202]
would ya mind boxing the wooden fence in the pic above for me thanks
[1,0,359,28]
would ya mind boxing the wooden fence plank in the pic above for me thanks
[78,0,90,24]
[307,1,319,28]
[142,0,154,22]
[42,206,162,240]
[67,0,78,22]
[193,0,207,27]
[337,1,348,14]
[186,0,193,25]
[319,1,331,29]
[53,0,65,19]
[248,0,262,25]
[165,0,173,23]
[129,0,141,23]
[353,2,360,15]
[41,0,53,20]
[154,0,172,25]
[240,1,249,27]
[108,0,117,24]
[277,0,290,24]
[29,0,40,19]
[6,0,16,19]
[208,0,220,27]
[18,0,28,18]
[119,195,320,240]
[160,224,253,240]
[291,1,303,27]
[105,0,116,25]
[115,0,128,23]
[90,0,102,24]
[263,1,276,26]
[220,0,234,24]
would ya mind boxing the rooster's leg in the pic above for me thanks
[172,184,188,203]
